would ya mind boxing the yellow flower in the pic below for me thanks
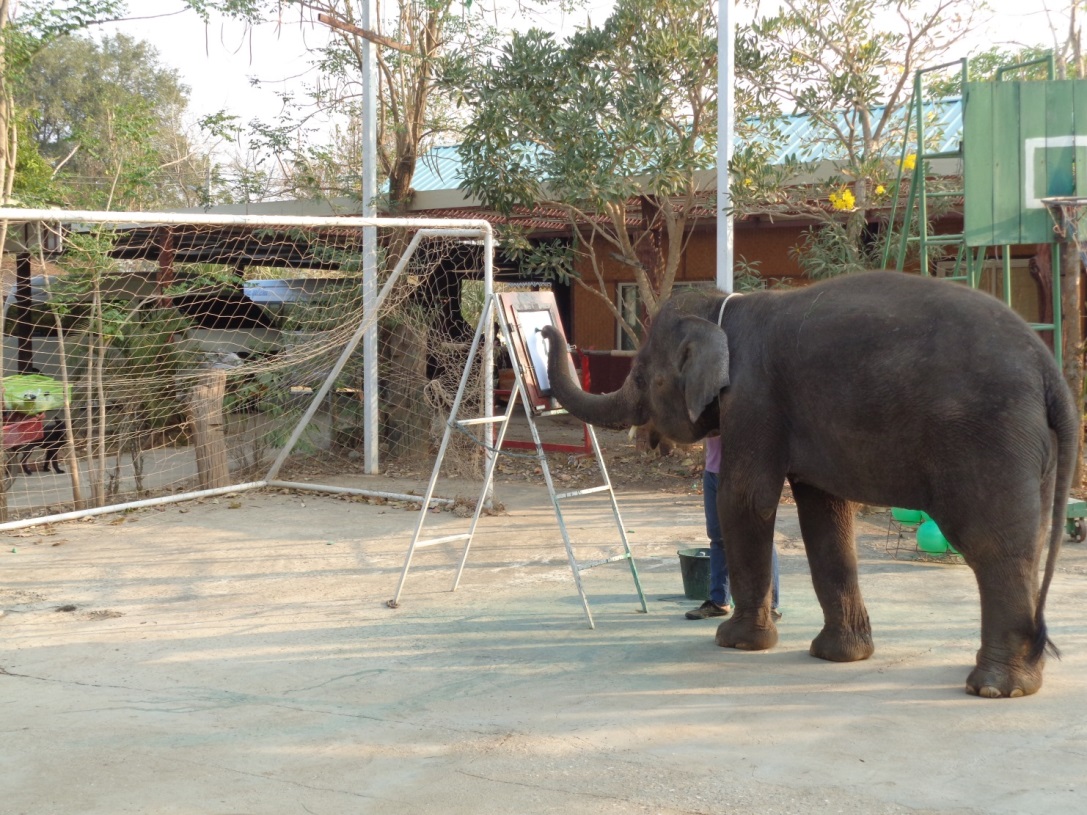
[829,187,855,211]
[875,184,886,195]
[743,178,754,187]
[900,154,917,171]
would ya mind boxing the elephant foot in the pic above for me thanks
[715,612,778,652]
[965,655,1044,699]
[809,624,874,663]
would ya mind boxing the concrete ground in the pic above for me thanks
[2,476,1085,814]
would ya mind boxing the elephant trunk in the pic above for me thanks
[542,325,646,429]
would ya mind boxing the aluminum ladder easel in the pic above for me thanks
[387,292,647,628]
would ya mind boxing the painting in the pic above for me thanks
[496,291,574,414]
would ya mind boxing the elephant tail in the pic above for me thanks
[1034,377,1080,663]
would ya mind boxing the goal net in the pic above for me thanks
[0,209,495,529]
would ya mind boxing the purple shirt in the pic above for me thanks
[705,435,721,474]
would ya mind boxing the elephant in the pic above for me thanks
[541,270,1078,698]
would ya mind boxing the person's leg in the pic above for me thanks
[771,543,781,617]
[705,468,730,607]
[687,469,730,619]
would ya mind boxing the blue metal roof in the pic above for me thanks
[411,98,964,192]
[757,98,962,163]
[412,145,470,192]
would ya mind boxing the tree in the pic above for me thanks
[0,0,15,210]
[310,0,481,212]
[730,0,978,278]
[939,16,1087,485]
[1,0,124,212]
[451,0,718,345]
[183,0,497,210]
[16,31,208,209]
[1034,1,1087,485]
[1040,1,1087,79]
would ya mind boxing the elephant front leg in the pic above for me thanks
[793,482,874,663]
[712,483,780,652]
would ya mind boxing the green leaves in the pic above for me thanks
[500,230,576,285]
[3,1,126,71]
[731,0,979,279]
[13,30,197,209]
[181,0,269,23]
[458,0,718,209]
[450,0,719,328]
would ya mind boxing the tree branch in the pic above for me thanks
[316,12,414,55]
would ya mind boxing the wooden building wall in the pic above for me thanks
[568,222,809,350]
[562,214,1058,354]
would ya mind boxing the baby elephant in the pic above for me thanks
[543,270,1077,698]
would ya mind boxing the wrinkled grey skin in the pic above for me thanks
[543,270,1078,698]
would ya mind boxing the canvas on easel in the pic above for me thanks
[497,291,577,415]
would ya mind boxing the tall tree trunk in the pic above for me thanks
[636,195,666,320]
[0,0,11,521]
[0,0,16,213]
[381,318,430,460]
[1060,238,1084,488]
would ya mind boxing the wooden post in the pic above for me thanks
[189,370,230,489]
[15,251,33,372]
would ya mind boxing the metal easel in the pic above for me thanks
[387,292,647,628]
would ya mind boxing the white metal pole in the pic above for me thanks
[716,0,735,292]
[0,481,268,533]
[362,0,380,474]
[0,208,487,232]
[482,226,495,505]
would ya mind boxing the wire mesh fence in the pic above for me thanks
[0,211,494,525]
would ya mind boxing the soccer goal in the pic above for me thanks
[0,208,495,530]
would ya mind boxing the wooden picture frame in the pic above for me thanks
[497,291,575,415]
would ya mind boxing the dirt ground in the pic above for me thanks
[2,425,1087,814]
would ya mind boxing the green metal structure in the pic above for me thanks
[886,55,1069,365]
[965,62,1082,246]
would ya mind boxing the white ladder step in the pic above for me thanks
[457,415,509,427]
[554,485,611,500]
[415,533,472,548]
[578,552,634,571]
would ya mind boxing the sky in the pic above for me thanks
[95,0,600,142]
[90,0,1071,153]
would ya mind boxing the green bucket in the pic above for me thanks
[677,547,711,601]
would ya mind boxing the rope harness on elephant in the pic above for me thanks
[716,291,743,328]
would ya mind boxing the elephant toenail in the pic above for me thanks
[1010,688,1024,698]
[980,686,1001,698]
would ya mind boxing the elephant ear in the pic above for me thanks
[676,317,730,424]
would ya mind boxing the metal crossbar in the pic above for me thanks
[387,293,648,628]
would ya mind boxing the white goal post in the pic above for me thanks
[0,207,495,531]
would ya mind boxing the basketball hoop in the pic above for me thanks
[1041,196,1087,244]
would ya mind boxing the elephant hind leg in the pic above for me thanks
[793,481,874,663]
[963,545,1048,698]
[967,653,1045,699]
[951,487,1052,698]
